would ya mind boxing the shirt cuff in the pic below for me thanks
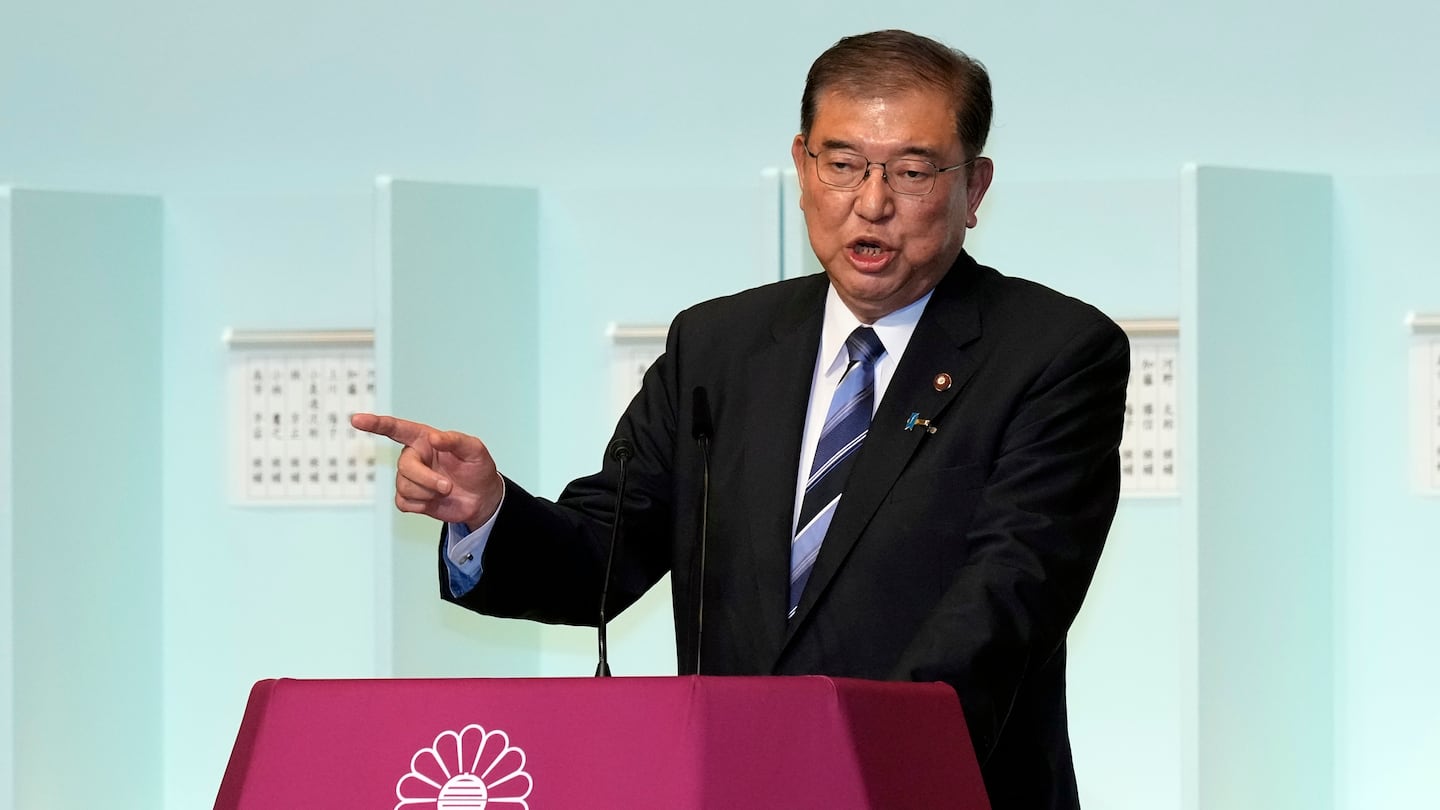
[442,478,505,597]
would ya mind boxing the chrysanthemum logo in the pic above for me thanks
[394,724,533,809]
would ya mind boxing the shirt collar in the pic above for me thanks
[818,285,934,378]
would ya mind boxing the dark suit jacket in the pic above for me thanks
[447,251,1130,809]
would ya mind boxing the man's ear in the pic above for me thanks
[790,134,809,200]
[965,157,994,229]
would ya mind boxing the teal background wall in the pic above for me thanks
[1331,173,1440,809]
[2,189,164,809]
[3,2,1438,808]
[157,190,382,806]
[1181,167,1334,809]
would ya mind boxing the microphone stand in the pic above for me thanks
[690,387,713,675]
[595,438,632,677]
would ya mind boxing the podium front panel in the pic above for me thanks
[215,675,989,809]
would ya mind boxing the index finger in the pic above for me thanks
[350,412,433,448]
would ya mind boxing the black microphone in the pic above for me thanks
[690,387,713,675]
[596,436,634,677]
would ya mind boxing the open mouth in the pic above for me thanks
[846,238,895,270]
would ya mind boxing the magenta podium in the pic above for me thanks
[215,675,991,809]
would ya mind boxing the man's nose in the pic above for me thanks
[853,167,894,220]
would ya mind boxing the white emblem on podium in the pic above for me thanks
[395,724,533,809]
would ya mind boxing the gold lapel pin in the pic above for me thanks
[933,372,952,392]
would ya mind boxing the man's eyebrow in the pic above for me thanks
[897,145,945,160]
[817,138,947,160]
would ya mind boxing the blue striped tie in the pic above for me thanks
[789,326,886,618]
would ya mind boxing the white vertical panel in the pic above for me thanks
[1156,347,1179,490]
[227,342,375,504]
[301,356,324,499]
[1138,344,1160,491]
[1182,165,1334,810]
[351,353,377,497]
[1431,339,1440,491]
[1176,164,1202,810]
[264,358,286,498]
[321,359,345,500]
[372,175,396,679]
[1415,333,1440,493]
[342,353,367,500]
[282,356,304,495]
[759,168,783,282]
[377,178,542,679]
[608,325,668,422]
[1120,344,1148,490]
[1121,332,1180,497]
[242,356,266,500]
[7,187,163,809]
[0,186,14,810]
[780,168,823,280]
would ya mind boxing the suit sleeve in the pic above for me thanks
[888,313,1130,761]
[437,318,686,626]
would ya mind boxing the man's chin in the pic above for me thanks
[829,278,920,321]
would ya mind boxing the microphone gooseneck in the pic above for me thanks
[690,387,714,675]
[596,437,634,677]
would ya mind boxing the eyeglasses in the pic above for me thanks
[804,145,975,196]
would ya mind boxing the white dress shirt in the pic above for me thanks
[791,286,931,533]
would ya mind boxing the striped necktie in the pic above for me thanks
[789,326,886,618]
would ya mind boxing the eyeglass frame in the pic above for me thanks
[803,143,978,197]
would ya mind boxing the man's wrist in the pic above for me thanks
[464,470,506,528]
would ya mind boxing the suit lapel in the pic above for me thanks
[732,277,826,662]
[782,255,986,643]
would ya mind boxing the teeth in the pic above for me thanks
[855,243,882,255]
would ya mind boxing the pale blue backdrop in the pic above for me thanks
[2,1,1437,808]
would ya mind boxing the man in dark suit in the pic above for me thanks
[354,29,1129,810]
